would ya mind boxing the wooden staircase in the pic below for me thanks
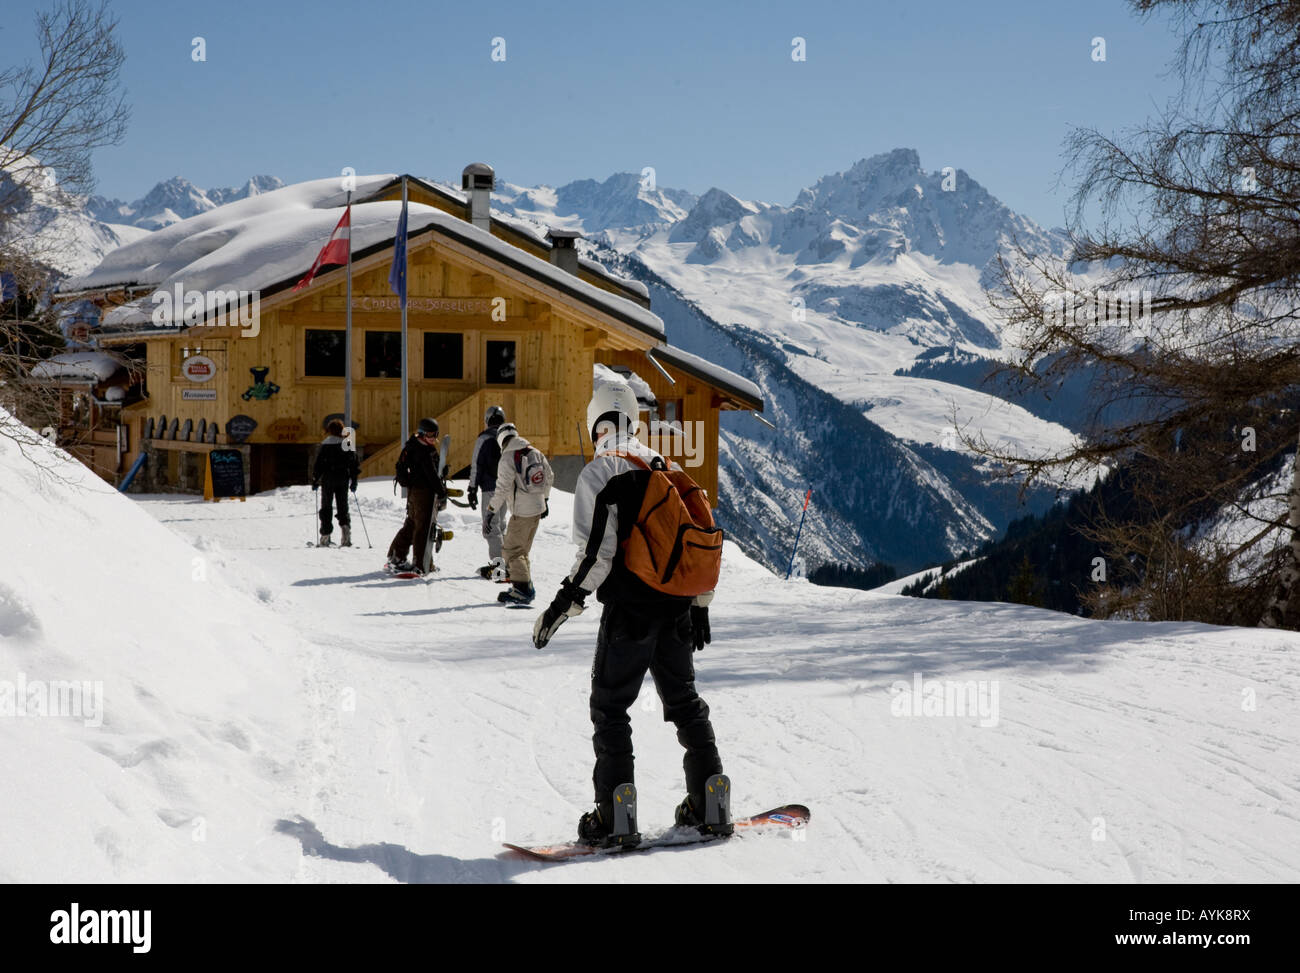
[357,388,553,482]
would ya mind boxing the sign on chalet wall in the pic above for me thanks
[267,417,307,442]
[182,355,217,382]
[346,297,491,314]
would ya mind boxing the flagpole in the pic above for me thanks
[400,176,409,446]
[344,190,353,430]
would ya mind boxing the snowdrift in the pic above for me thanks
[0,413,310,881]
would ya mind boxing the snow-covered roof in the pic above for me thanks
[648,344,762,408]
[486,207,650,300]
[30,351,125,384]
[579,256,649,298]
[594,347,761,410]
[58,174,666,340]
[594,362,656,406]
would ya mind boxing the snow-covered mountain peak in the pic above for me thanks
[496,171,696,233]
[210,175,285,205]
[783,149,1056,270]
[134,176,214,223]
[85,175,287,230]
[669,187,762,243]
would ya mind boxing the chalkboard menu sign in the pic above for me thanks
[205,449,246,501]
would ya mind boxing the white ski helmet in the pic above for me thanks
[587,380,638,444]
[496,422,518,448]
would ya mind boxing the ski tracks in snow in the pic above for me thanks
[135,487,1300,882]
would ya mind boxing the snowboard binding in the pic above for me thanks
[578,783,641,849]
[675,774,734,837]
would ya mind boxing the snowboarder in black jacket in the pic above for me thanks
[385,417,448,574]
[313,419,360,546]
[469,405,507,578]
[533,381,728,849]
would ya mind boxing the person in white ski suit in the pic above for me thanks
[488,423,553,604]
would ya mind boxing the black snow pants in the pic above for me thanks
[589,602,723,805]
[318,481,350,534]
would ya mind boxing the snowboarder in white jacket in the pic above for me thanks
[532,380,727,849]
[488,423,553,605]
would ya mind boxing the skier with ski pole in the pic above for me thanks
[312,419,360,547]
[351,486,372,548]
[532,380,731,849]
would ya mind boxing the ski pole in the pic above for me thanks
[785,488,812,579]
[352,488,372,548]
[309,484,318,546]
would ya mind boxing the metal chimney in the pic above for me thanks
[546,228,583,275]
[461,162,495,232]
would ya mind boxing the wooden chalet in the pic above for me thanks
[51,165,762,501]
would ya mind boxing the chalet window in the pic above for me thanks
[305,329,346,377]
[423,332,463,380]
[486,340,516,385]
[365,331,402,378]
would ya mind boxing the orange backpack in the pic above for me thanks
[612,452,724,597]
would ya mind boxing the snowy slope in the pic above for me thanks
[0,161,150,276]
[4,418,1298,882]
[0,414,310,881]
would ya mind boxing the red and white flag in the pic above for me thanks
[292,206,351,291]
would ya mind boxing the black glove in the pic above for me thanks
[468,488,478,511]
[533,583,586,649]
[540,499,549,519]
[483,509,495,537]
[312,482,319,492]
[349,479,357,493]
[689,606,711,652]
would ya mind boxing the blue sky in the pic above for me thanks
[3,0,1182,227]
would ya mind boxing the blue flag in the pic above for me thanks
[388,196,408,307]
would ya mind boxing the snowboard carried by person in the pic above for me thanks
[531,379,730,849]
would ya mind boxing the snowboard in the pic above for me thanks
[385,527,453,580]
[417,435,452,574]
[500,804,810,862]
[386,563,437,581]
